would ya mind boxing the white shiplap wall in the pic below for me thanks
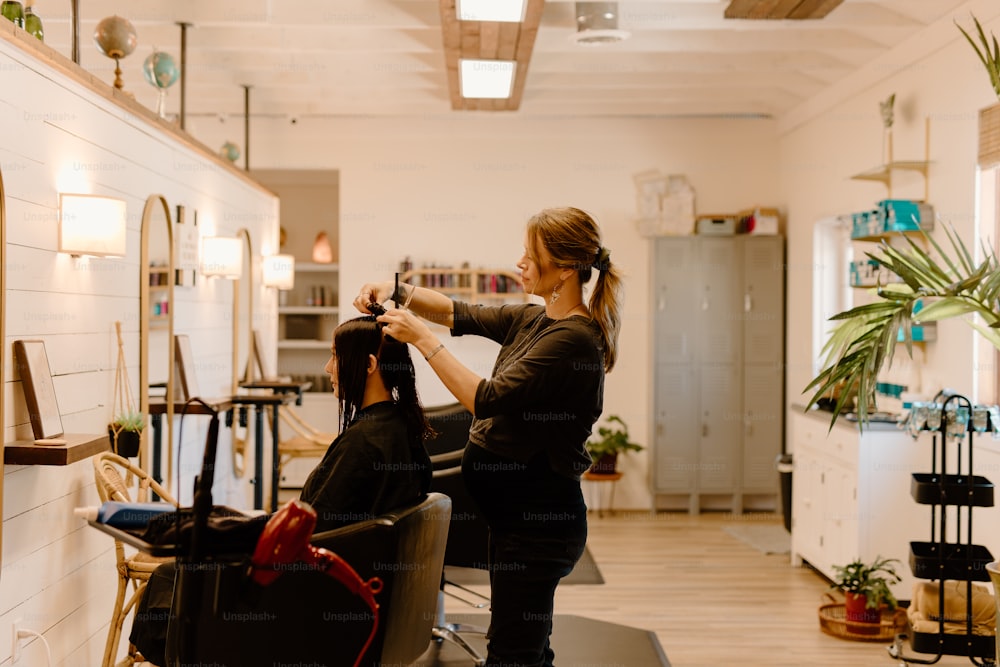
[0,33,278,667]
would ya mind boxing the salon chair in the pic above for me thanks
[165,492,452,667]
[424,403,490,665]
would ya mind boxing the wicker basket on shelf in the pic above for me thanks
[818,594,907,643]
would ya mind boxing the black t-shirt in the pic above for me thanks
[299,401,431,532]
[451,302,605,480]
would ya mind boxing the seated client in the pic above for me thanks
[129,312,434,666]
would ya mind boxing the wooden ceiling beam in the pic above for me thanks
[439,0,545,112]
[724,0,843,20]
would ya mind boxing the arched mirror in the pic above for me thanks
[0,167,7,577]
[139,195,175,491]
[231,227,254,477]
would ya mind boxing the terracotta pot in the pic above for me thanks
[979,102,1000,169]
[109,426,141,458]
[589,453,618,475]
[844,592,880,634]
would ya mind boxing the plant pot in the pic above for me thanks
[109,425,141,458]
[589,453,618,475]
[979,101,1000,168]
[843,592,880,634]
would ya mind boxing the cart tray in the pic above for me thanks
[910,473,995,507]
[907,626,996,659]
[909,541,993,582]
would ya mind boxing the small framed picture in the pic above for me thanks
[14,340,64,440]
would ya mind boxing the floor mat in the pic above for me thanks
[722,523,791,555]
[444,546,604,586]
[415,614,670,666]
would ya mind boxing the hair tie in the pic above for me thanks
[592,247,611,272]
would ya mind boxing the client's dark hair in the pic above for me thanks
[333,315,433,443]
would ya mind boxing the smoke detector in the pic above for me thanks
[569,2,630,45]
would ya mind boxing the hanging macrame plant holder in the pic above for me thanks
[109,321,143,458]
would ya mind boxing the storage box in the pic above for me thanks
[696,215,737,235]
[741,206,780,235]
[877,199,934,232]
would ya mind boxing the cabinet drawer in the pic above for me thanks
[792,412,858,467]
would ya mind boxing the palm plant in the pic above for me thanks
[805,224,1000,427]
[956,14,1000,100]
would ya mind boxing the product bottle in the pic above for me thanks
[23,0,41,40]
[0,1,25,28]
[74,501,175,528]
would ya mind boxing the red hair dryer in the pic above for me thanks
[250,499,383,666]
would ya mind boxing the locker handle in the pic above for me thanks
[702,296,709,311]
[702,423,708,437]
[744,293,752,312]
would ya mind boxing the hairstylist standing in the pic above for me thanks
[355,206,623,667]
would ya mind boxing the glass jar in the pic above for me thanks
[1,1,25,28]
[24,0,42,41]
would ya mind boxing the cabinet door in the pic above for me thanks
[653,362,700,492]
[741,236,785,365]
[698,362,739,491]
[822,459,859,577]
[697,237,742,365]
[653,238,699,364]
[791,440,825,568]
[743,362,782,491]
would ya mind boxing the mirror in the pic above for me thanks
[0,168,6,578]
[230,228,254,477]
[140,195,175,485]
[13,340,64,439]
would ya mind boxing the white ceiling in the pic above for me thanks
[38,0,976,122]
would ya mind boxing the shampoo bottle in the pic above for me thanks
[74,501,174,528]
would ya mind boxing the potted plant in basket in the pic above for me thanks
[831,556,902,630]
[586,414,643,475]
[109,409,144,458]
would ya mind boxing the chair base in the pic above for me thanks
[432,626,486,666]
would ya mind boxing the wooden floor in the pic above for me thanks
[441,510,996,667]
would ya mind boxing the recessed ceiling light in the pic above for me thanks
[459,59,516,99]
[457,0,526,22]
[570,2,631,45]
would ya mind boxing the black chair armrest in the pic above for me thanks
[430,449,464,468]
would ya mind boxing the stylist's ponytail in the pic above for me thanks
[527,207,624,372]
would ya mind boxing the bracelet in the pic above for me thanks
[424,343,445,361]
[403,284,416,309]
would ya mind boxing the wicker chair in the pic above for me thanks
[92,452,178,667]
[269,405,333,487]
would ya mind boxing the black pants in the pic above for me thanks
[130,561,177,667]
[462,445,587,667]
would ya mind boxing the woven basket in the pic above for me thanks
[818,596,906,643]
[979,102,1000,169]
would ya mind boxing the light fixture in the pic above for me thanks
[59,193,127,257]
[262,254,295,290]
[200,236,243,278]
[569,2,630,45]
[457,0,526,22]
[460,59,516,99]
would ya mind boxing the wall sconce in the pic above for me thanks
[59,193,127,257]
[262,253,295,290]
[200,236,243,278]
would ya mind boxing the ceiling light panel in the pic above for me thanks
[457,0,526,22]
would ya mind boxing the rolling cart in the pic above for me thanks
[889,393,996,666]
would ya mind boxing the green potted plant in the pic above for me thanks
[806,225,1000,427]
[586,414,644,475]
[831,556,902,630]
[108,409,144,458]
[956,14,1000,167]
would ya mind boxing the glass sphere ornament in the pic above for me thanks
[142,50,179,118]
[93,15,137,90]
[220,141,240,163]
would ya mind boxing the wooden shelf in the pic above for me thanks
[4,433,110,466]
[851,160,930,185]
[278,306,339,315]
[295,262,338,273]
[278,340,330,350]
[401,267,525,305]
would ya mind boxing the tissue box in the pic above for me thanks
[696,215,737,235]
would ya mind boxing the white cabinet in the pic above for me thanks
[277,262,339,390]
[790,408,928,599]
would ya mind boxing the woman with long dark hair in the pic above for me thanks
[300,312,433,532]
[355,206,624,667]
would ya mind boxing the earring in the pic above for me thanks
[551,281,563,304]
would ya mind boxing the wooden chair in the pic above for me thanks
[92,452,178,667]
[271,404,333,486]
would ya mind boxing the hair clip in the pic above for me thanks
[367,302,386,317]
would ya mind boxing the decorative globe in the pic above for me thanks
[142,51,178,89]
[93,15,137,59]
[220,142,240,163]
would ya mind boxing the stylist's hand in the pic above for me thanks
[354,281,394,314]
[377,308,435,349]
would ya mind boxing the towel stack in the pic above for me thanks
[907,581,996,636]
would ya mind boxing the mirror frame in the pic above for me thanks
[139,195,175,490]
[230,227,254,478]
